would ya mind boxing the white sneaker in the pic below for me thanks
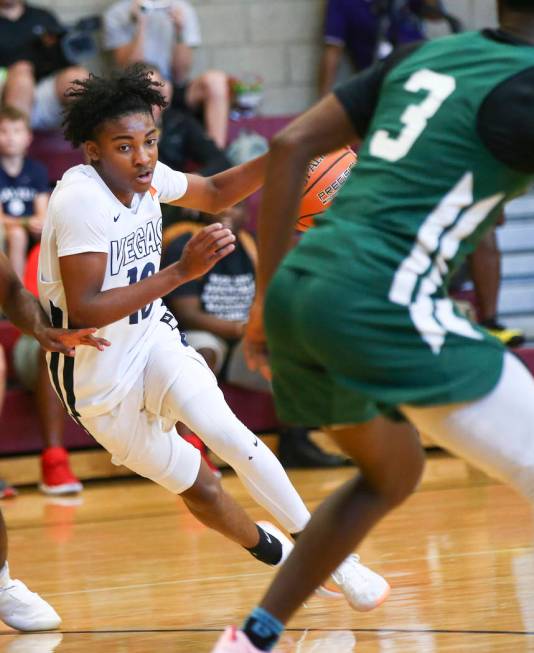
[256,521,293,566]
[0,576,61,632]
[316,554,390,612]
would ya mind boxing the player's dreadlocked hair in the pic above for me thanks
[62,64,167,148]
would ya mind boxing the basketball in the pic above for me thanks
[297,146,357,232]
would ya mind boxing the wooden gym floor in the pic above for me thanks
[0,452,533,652]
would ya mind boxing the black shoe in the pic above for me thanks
[278,428,351,468]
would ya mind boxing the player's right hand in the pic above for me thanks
[175,223,236,283]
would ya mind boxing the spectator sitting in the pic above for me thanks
[318,0,460,96]
[12,243,83,495]
[0,107,47,279]
[103,0,230,148]
[162,205,349,468]
[148,63,232,177]
[452,215,525,348]
[0,0,89,130]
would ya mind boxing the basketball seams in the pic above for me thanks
[298,146,357,232]
[301,149,352,199]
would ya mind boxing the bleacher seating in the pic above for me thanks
[29,130,83,183]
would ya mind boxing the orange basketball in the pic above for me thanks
[297,146,357,232]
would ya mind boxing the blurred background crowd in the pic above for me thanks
[1,0,531,501]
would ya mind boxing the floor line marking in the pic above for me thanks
[1,627,531,637]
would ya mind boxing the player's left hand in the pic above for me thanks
[35,327,111,357]
[244,297,271,381]
[175,223,236,283]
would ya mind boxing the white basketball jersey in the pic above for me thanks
[38,161,188,419]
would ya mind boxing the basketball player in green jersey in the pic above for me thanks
[211,0,534,651]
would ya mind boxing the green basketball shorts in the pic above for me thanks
[264,265,505,427]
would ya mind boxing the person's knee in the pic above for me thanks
[367,443,425,510]
[6,224,27,248]
[392,446,425,506]
[7,61,34,80]
[330,420,425,510]
[56,66,89,99]
[199,70,229,101]
[182,470,223,510]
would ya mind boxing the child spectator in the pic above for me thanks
[0,106,47,279]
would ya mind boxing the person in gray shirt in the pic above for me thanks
[103,0,230,147]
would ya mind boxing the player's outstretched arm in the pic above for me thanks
[0,251,110,356]
[60,223,236,329]
[171,153,267,215]
[256,94,357,296]
[244,93,357,376]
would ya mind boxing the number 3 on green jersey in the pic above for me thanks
[370,70,456,162]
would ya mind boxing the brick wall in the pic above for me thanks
[31,0,498,115]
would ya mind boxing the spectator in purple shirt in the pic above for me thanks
[319,0,459,96]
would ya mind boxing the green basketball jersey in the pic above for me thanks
[290,30,534,284]
[285,30,534,358]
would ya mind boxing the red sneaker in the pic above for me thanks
[181,433,222,478]
[40,447,83,495]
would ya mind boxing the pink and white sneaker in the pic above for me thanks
[211,627,270,653]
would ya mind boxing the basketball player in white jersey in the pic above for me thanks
[0,250,109,631]
[37,65,389,611]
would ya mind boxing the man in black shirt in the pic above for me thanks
[0,0,89,129]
